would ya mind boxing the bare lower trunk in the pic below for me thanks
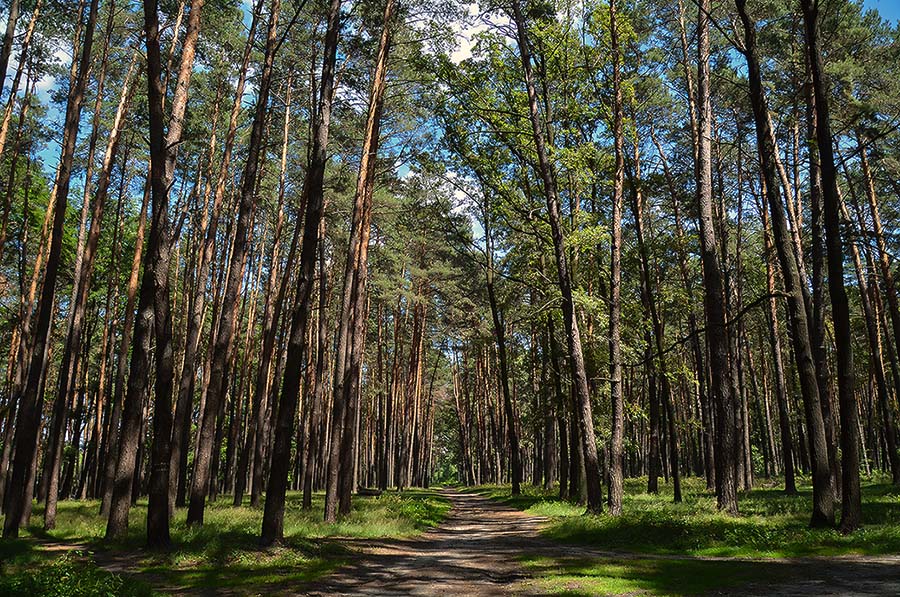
[3,0,98,539]
[800,0,861,534]
[260,0,341,546]
[510,0,602,514]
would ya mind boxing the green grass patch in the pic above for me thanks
[519,554,788,596]
[1,489,450,594]
[475,477,900,558]
[0,551,156,596]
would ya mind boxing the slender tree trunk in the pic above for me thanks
[857,138,900,484]
[606,0,624,515]
[236,72,292,508]
[44,44,136,530]
[510,0,602,513]
[3,0,98,538]
[735,0,833,526]
[325,0,395,520]
[261,0,341,546]
[172,0,262,513]
[800,0,861,534]
[107,0,203,544]
[100,179,149,517]
[481,190,522,497]
[840,192,900,484]
[805,58,840,503]
[697,0,737,515]
[188,0,279,526]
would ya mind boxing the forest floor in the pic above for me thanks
[3,481,900,595]
[303,486,900,596]
[0,489,449,595]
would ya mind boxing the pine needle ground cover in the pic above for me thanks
[0,489,450,595]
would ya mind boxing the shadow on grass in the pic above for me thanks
[475,477,900,558]
[519,554,789,596]
[4,488,449,594]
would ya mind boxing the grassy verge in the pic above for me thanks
[473,476,900,558]
[475,477,900,595]
[0,489,450,595]
[518,554,790,596]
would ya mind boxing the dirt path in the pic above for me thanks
[303,488,900,596]
[302,489,547,596]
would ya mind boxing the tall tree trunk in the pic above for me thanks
[100,180,149,517]
[735,0,833,526]
[800,0,861,534]
[44,43,136,530]
[325,0,395,521]
[482,188,522,497]
[2,0,98,538]
[172,0,262,513]
[607,0,624,515]
[759,195,798,494]
[260,0,341,546]
[857,138,900,485]
[107,0,203,544]
[188,0,279,526]
[697,0,737,515]
[236,72,291,508]
[510,0,602,514]
[805,57,840,503]
[144,0,204,547]
[840,191,900,485]
[629,137,681,502]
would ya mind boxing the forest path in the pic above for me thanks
[302,488,546,595]
[303,488,900,596]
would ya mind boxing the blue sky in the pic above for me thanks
[863,0,900,23]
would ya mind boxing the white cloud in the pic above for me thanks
[35,73,56,92]
[447,4,512,65]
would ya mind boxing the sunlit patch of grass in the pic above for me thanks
[518,554,788,596]
[470,485,585,517]
[2,488,450,594]
[478,476,900,558]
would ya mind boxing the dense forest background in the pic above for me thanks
[0,0,898,549]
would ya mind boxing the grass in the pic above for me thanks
[518,554,790,596]
[0,489,450,595]
[474,476,900,558]
[476,477,900,595]
[0,550,156,597]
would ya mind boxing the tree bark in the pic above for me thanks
[735,0,833,526]
[800,0,861,534]
[44,43,136,530]
[510,0,602,513]
[188,0,279,526]
[607,0,625,515]
[3,0,98,538]
[697,0,737,515]
[260,0,341,546]
[325,0,395,521]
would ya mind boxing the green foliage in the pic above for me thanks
[0,552,155,597]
